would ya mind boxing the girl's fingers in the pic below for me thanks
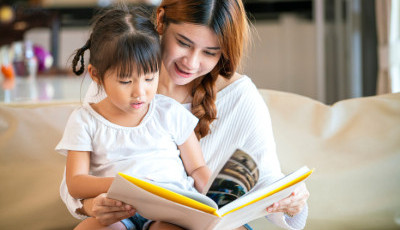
[94,205,131,213]
[96,210,135,226]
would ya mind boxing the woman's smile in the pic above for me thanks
[174,63,194,78]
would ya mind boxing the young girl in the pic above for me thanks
[56,5,210,230]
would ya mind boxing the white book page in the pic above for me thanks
[159,183,218,209]
[214,183,302,230]
[216,166,311,216]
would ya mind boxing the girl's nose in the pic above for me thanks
[131,82,145,98]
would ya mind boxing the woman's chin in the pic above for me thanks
[170,73,194,86]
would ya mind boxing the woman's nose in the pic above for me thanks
[184,50,200,70]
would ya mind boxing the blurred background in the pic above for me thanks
[0,0,399,104]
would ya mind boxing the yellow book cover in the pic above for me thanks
[107,149,313,230]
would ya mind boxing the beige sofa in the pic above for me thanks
[1,89,399,230]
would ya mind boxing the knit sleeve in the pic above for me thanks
[242,85,308,229]
[266,204,308,229]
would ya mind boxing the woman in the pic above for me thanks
[68,0,310,229]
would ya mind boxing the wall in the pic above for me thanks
[25,27,90,70]
[242,15,317,99]
[25,14,318,99]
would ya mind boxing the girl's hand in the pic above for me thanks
[266,183,309,217]
[84,193,136,226]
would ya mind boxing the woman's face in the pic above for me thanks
[160,22,222,85]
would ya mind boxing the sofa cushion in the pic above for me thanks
[258,90,400,229]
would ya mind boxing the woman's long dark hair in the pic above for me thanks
[158,0,250,139]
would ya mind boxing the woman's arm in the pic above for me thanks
[209,78,309,228]
[178,132,211,193]
[66,150,114,199]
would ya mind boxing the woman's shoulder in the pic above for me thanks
[216,73,259,99]
[215,72,243,91]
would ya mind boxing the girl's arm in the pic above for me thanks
[66,150,114,199]
[178,132,211,193]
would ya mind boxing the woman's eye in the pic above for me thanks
[204,51,217,57]
[178,39,190,48]
[119,81,131,85]
[145,78,154,82]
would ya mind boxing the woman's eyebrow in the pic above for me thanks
[177,33,220,50]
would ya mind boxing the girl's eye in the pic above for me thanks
[177,39,190,48]
[119,80,131,85]
[146,73,158,82]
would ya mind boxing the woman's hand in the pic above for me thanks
[266,183,309,217]
[82,193,136,226]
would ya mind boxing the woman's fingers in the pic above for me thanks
[266,183,310,216]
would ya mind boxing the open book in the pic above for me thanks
[107,149,313,230]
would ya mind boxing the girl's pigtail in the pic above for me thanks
[72,38,91,76]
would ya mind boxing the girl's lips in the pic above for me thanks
[175,63,193,78]
[131,102,144,109]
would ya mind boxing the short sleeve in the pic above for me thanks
[55,107,93,155]
[154,95,198,146]
[172,104,198,145]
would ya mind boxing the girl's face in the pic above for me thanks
[97,66,159,117]
[160,22,222,85]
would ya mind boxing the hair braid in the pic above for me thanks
[72,38,91,76]
[191,72,218,139]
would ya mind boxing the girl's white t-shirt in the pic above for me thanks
[56,94,199,214]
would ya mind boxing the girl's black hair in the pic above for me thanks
[72,5,161,84]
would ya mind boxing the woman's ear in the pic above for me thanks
[88,64,99,84]
[156,7,165,35]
